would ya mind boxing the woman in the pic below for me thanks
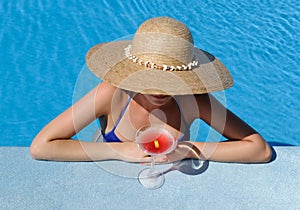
[30,17,272,163]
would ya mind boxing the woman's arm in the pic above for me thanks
[30,82,149,162]
[167,94,272,163]
[194,94,272,163]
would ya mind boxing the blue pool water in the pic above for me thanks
[0,0,299,146]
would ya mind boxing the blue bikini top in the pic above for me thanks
[100,97,131,143]
[97,96,188,143]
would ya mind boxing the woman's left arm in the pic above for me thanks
[191,93,272,163]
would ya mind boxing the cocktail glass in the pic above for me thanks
[136,125,177,189]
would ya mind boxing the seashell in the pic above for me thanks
[124,45,198,71]
[176,66,182,70]
[163,65,168,71]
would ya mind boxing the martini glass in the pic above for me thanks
[136,125,177,189]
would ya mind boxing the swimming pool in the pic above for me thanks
[0,0,299,146]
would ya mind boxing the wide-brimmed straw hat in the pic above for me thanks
[86,17,233,95]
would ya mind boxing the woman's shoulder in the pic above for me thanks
[97,81,117,94]
[175,94,211,122]
[95,82,129,115]
[96,82,128,101]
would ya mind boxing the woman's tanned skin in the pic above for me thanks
[30,82,272,163]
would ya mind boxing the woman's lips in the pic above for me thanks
[151,95,167,99]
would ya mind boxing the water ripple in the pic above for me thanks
[1,0,299,145]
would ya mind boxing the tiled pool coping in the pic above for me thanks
[1,146,299,209]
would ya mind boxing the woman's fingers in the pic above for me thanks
[111,142,154,163]
[153,155,168,163]
[112,141,201,163]
[166,141,201,163]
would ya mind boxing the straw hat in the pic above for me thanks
[86,17,233,95]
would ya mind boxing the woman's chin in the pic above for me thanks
[149,95,172,106]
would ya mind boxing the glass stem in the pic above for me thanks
[150,156,155,172]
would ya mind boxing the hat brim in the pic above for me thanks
[86,41,233,95]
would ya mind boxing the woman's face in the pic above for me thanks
[143,94,173,107]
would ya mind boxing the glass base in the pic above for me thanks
[138,168,165,190]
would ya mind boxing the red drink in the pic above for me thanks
[137,126,175,155]
[137,126,176,189]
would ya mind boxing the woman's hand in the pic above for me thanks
[110,142,152,163]
[110,141,201,164]
[154,141,202,164]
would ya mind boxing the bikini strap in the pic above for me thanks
[111,96,132,130]
[176,99,188,128]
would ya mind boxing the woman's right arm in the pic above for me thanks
[30,82,149,162]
